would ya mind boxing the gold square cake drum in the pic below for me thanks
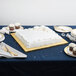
[11,33,68,52]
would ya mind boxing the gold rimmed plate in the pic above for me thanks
[0,33,5,42]
[64,46,76,57]
[54,26,72,33]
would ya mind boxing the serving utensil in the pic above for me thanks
[3,45,18,56]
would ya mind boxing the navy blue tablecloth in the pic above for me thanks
[0,26,76,76]
[0,26,76,61]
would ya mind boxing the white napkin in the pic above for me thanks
[2,27,9,34]
[0,27,9,35]
[0,29,6,34]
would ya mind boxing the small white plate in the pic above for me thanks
[54,26,72,33]
[4,26,24,33]
[64,46,76,57]
[0,33,5,42]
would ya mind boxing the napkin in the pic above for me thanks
[0,27,9,34]
[2,27,9,34]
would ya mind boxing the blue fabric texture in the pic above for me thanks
[0,26,76,76]
[0,26,76,61]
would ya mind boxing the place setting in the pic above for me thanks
[0,23,24,34]
[64,43,76,57]
[6,23,24,32]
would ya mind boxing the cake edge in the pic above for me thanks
[11,33,68,52]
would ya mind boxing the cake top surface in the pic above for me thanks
[16,26,62,42]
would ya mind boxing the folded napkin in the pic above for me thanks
[0,27,9,34]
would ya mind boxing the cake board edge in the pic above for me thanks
[11,33,68,52]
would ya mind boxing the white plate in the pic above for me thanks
[0,33,5,42]
[4,26,24,32]
[64,46,76,57]
[54,26,72,32]
[0,42,27,58]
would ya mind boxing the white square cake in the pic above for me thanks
[15,26,63,48]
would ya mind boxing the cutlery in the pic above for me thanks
[3,45,18,56]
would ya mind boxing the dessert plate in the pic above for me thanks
[3,26,24,33]
[64,46,76,57]
[0,33,5,42]
[54,26,72,32]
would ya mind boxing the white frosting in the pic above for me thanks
[15,26,63,48]
[9,24,15,27]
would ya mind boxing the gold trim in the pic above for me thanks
[11,33,68,52]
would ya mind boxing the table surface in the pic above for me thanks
[0,26,76,62]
